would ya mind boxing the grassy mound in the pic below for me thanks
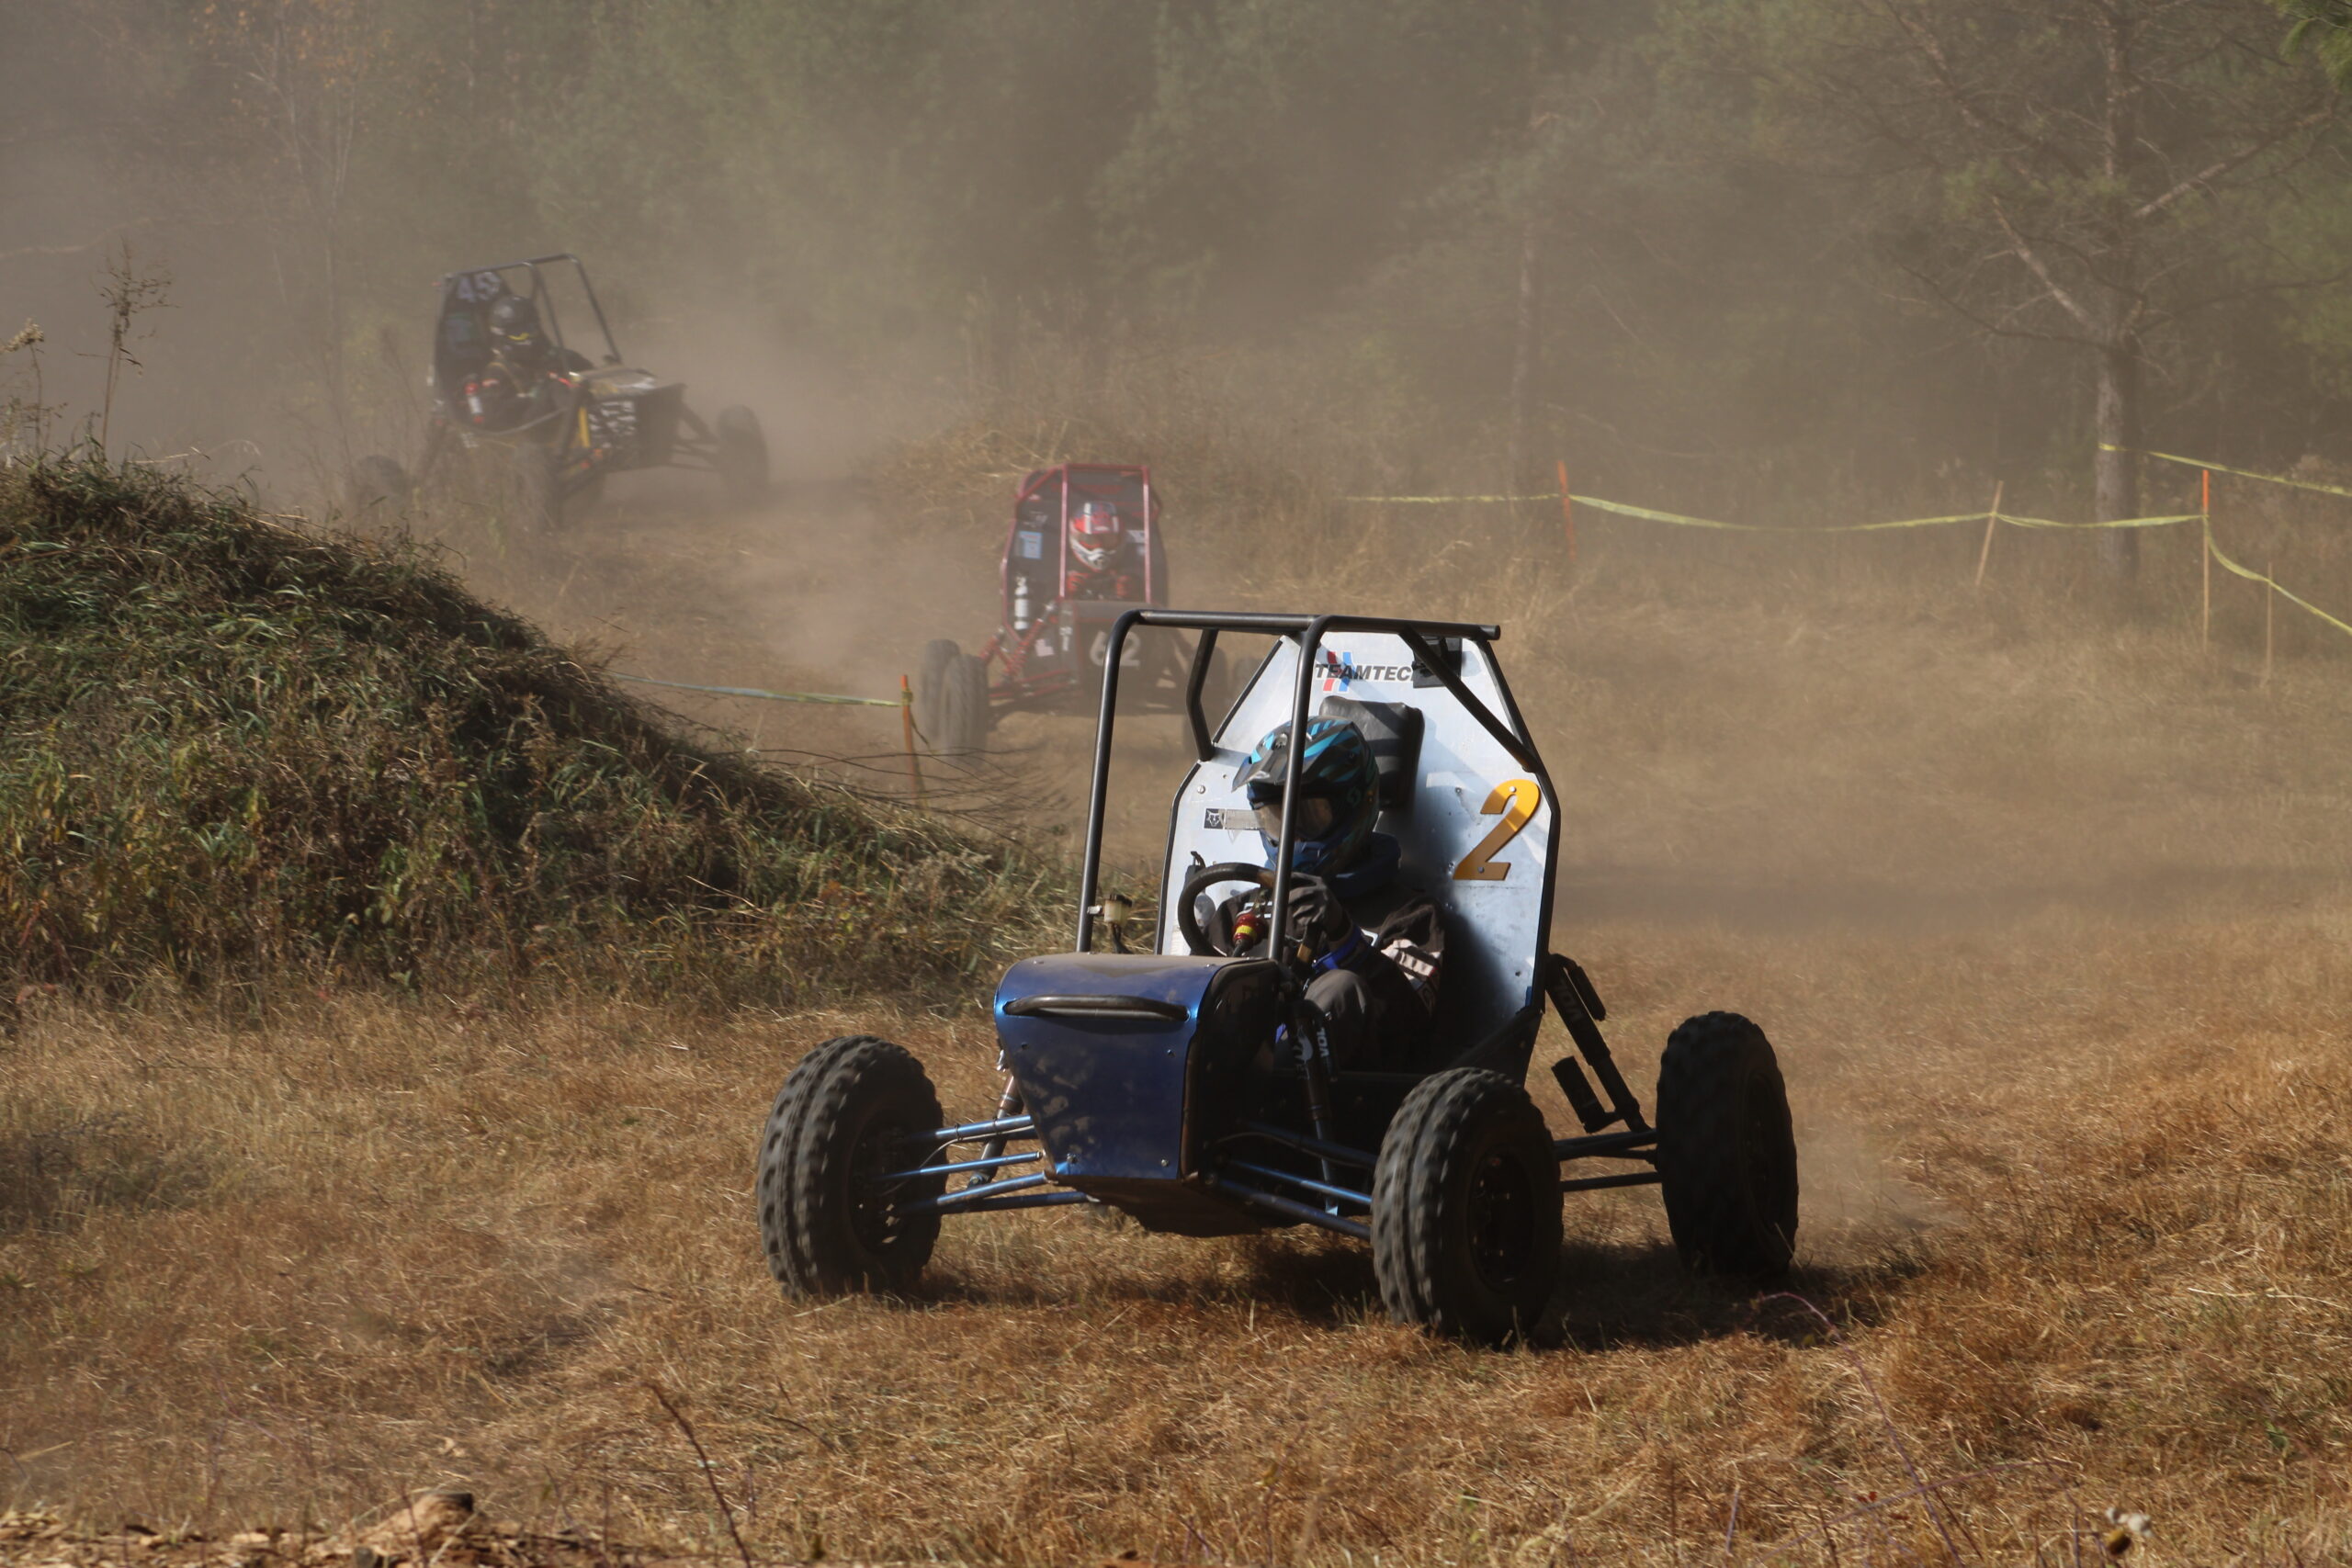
[0,457,1057,1002]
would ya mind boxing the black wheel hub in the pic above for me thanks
[1466,1150,1536,1290]
[846,1118,922,1256]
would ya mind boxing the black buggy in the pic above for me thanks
[758,612,1802,1345]
[352,254,768,530]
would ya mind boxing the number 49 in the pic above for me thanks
[1452,778,1540,881]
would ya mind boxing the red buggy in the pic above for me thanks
[913,463,1225,754]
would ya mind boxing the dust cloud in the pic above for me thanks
[9,7,2347,928]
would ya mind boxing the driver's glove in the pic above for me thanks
[1283,875,1354,959]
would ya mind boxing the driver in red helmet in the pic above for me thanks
[1064,501,1142,601]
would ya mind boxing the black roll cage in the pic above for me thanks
[436,253,624,377]
[1076,609,1540,959]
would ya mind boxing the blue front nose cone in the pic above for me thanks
[994,952,1283,1234]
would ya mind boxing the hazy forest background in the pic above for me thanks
[14,0,2352,548]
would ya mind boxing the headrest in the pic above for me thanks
[1317,695,1423,811]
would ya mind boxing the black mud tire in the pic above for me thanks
[1655,1011,1798,1278]
[1372,1066,1562,1346]
[757,1035,945,1297]
[715,404,769,505]
[936,652,990,758]
[913,638,959,750]
[349,455,412,514]
[508,442,562,533]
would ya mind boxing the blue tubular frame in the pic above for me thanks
[1214,1178,1373,1241]
[902,1170,1053,1215]
[877,1151,1038,1184]
[883,1115,1069,1217]
[1225,1159,1373,1211]
[933,1114,1035,1144]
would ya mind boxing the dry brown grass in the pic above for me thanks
[12,502,2352,1564]
[17,365,2352,1563]
[6,913,2351,1566]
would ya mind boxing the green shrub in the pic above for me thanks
[0,457,1060,1003]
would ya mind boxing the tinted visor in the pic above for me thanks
[1252,794,1335,840]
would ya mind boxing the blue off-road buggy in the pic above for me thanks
[758,612,1798,1343]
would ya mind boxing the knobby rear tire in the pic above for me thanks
[715,404,769,504]
[1372,1066,1562,1346]
[1655,1010,1798,1278]
[936,651,990,757]
[757,1035,945,1297]
[349,455,412,513]
[913,638,959,751]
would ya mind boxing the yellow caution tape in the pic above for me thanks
[1570,495,2002,532]
[1992,511,2203,531]
[1348,468,2352,647]
[2201,530,2352,642]
[1336,493,1560,503]
[2103,443,2352,502]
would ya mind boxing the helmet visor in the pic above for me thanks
[1252,794,1335,841]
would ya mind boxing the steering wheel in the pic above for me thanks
[1176,862,1276,956]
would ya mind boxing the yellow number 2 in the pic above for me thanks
[1452,778,1540,881]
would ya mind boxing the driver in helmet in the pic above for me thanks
[1064,502,1141,601]
[1201,716,1446,1071]
[491,291,548,365]
[461,293,591,430]
[459,293,556,431]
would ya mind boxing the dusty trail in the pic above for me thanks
[421,472,1238,864]
[421,476,2352,931]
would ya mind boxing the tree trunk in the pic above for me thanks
[2092,333,2141,578]
[1505,214,1543,503]
[2091,3,2141,581]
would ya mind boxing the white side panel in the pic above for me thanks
[1157,632,1552,1051]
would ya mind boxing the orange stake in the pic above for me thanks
[899,673,926,806]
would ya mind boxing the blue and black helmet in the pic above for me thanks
[1239,716,1378,874]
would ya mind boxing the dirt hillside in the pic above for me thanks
[0,459,1054,1004]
